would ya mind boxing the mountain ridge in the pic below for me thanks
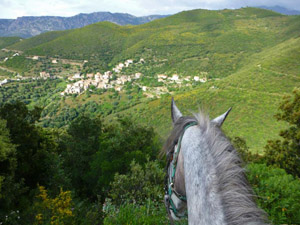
[0,12,168,38]
[257,5,300,15]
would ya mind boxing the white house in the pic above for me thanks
[194,76,200,81]
[86,73,94,79]
[52,59,58,64]
[73,73,82,79]
[0,79,9,86]
[157,74,167,79]
[32,56,39,60]
[170,74,179,81]
[125,59,133,67]
[40,72,51,79]
[135,73,142,79]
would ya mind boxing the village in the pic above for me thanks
[59,58,208,97]
[0,51,208,98]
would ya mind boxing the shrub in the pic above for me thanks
[34,185,74,225]
[264,88,300,177]
[247,163,300,225]
[109,160,164,205]
[103,199,168,225]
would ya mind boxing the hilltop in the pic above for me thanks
[1,7,299,152]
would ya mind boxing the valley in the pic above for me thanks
[0,7,299,153]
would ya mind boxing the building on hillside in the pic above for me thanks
[113,67,120,73]
[52,59,58,64]
[157,74,167,79]
[86,73,94,79]
[114,86,122,91]
[3,57,8,62]
[72,73,82,79]
[125,59,133,67]
[0,79,10,86]
[104,71,112,77]
[170,74,179,81]
[12,53,19,57]
[40,71,51,79]
[32,56,39,60]
[194,76,200,82]
[135,73,142,79]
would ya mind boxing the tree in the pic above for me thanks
[61,115,102,199]
[0,119,19,210]
[88,118,161,197]
[0,102,59,218]
[264,88,300,177]
[0,102,52,189]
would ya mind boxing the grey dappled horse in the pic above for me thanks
[163,99,269,225]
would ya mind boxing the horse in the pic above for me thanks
[163,98,269,225]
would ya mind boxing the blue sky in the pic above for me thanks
[0,0,299,18]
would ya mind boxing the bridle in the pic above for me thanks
[164,121,197,223]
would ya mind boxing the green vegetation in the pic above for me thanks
[0,37,20,49]
[1,92,300,224]
[264,88,300,177]
[0,8,299,223]
[247,164,300,224]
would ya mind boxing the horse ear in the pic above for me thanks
[171,98,182,124]
[211,107,232,127]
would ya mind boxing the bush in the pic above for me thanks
[103,199,168,225]
[34,185,74,225]
[264,88,300,177]
[109,160,164,205]
[247,163,300,225]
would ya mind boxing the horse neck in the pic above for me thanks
[181,126,226,225]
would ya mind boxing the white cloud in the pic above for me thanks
[0,0,299,19]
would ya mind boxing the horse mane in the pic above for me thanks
[163,111,269,225]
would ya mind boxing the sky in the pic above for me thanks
[0,0,300,19]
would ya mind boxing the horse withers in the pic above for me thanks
[163,98,269,225]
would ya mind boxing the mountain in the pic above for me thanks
[0,12,168,38]
[2,7,300,152]
[258,5,300,15]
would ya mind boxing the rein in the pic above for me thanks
[164,121,198,222]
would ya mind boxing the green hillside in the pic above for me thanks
[8,8,300,75]
[0,37,20,49]
[2,7,300,153]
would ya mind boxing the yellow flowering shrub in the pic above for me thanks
[35,185,74,225]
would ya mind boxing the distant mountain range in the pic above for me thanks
[0,6,299,38]
[0,12,168,38]
[257,5,300,15]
